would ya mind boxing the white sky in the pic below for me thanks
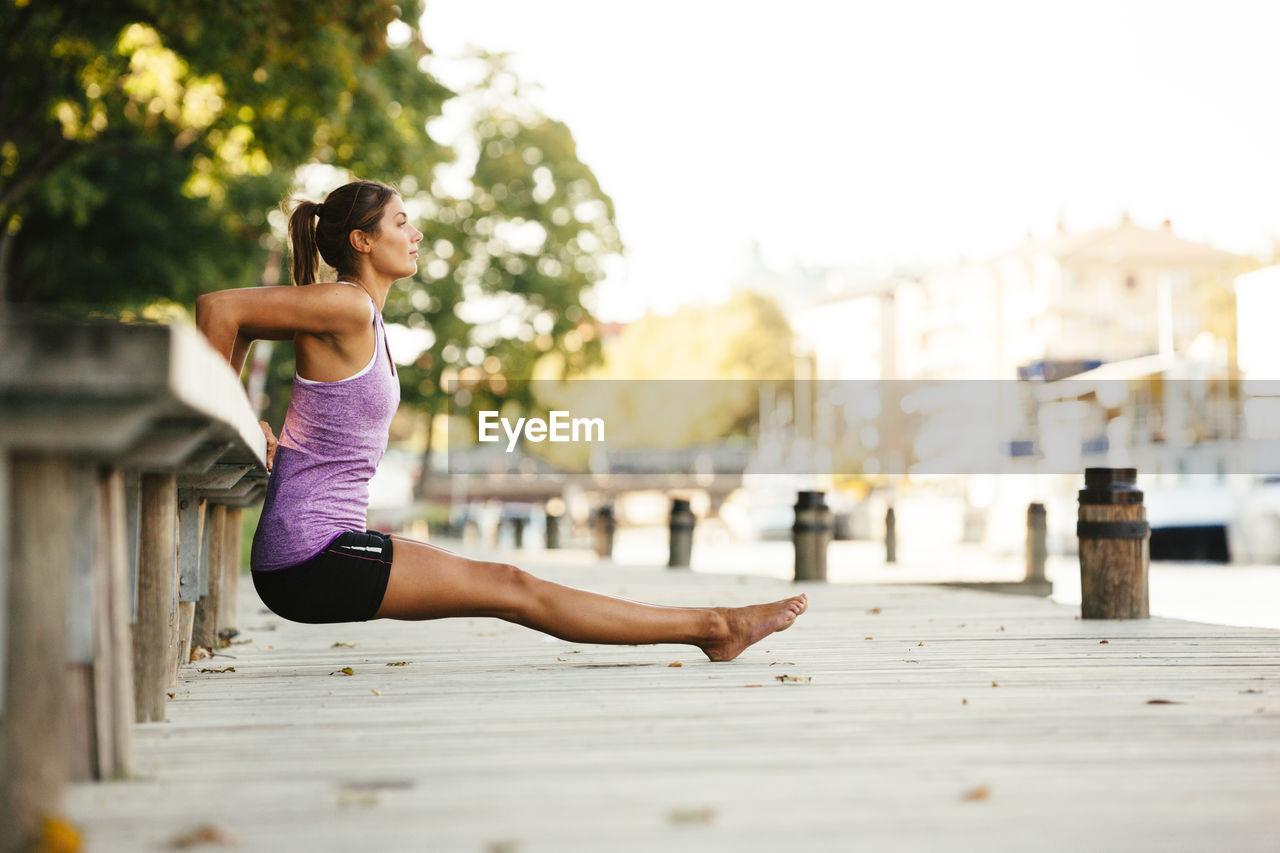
[420,0,1280,321]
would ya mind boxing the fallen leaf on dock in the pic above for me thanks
[337,789,379,808]
[962,698,968,705]
[668,806,717,824]
[38,815,82,853]
[744,684,764,688]
[868,607,882,614]
[991,681,999,687]
[332,642,356,648]
[1146,699,1181,705]
[386,661,410,667]
[189,646,212,662]
[768,661,797,666]
[918,642,926,647]
[1240,689,1263,694]
[331,667,355,676]
[168,823,236,848]
[775,674,812,683]
[1099,640,1110,644]
[486,842,521,853]
[370,689,382,696]
[198,667,235,674]
[961,785,991,802]
[668,662,683,667]
[864,636,874,641]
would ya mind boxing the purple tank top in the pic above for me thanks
[251,289,400,571]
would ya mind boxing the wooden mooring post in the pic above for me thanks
[1077,468,1149,619]
[0,317,267,851]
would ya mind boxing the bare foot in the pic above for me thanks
[699,594,808,662]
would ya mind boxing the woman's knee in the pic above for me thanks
[488,562,545,620]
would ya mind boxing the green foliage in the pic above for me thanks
[386,55,622,421]
[1,0,449,303]
[529,291,796,466]
[3,8,623,476]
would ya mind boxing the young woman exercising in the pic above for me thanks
[195,179,807,661]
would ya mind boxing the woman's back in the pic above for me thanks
[251,289,399,571]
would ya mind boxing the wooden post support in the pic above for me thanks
[134,473,177,722]
[176,493,204,668]
[63,463,97,784]
[192,504,225,651]
[219,508,243,636]
[793,491,832,582]
[1,455,78,852]
[94,470,135,779]
[1077,468,1149,619]
[668,498,695,569]
[1026,502,1048,584]
[885,506,897,564]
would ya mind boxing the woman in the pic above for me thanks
[196,179,806,661]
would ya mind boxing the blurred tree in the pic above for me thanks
[1,0,449,305]
[527,290,796,468]
[381,54,623,495]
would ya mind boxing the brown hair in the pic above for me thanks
[286,179,399,286]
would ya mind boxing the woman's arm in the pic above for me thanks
[195,284,370,374]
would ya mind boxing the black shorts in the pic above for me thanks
[252,530,394,624]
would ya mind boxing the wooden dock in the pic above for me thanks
[67,549,1280,852]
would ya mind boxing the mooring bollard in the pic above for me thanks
[592,504,616,559]
[793,491,832,581]
[545,513,561,549]
[668,498,695,569]
[1026,502,1047,584]
[1077,468,1149,619]
[885,505,897,564]
[511,516,526,549]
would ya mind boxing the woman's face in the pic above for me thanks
[367,195,423,280]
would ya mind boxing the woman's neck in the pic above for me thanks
[338,274,390,311]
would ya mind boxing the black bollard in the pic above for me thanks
[511,516,526,549]
[544,509,561,550]
[1026,502,1047,584]
[793,491,832,581]
[592,504,616,560]
[885,505,897,564]
[1077,468,1149,619]
[668,498,695,569]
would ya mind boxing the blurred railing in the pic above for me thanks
[0,316,267,851]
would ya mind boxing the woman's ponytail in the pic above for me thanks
[286,199,322,286]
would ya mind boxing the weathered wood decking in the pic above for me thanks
[67,549,1280,852]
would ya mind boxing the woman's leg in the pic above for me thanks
[373,536,808,662]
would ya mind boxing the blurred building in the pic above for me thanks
[913,216,1249,380]
[768,216,1250,382]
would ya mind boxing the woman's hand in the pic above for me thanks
[259,420,278,471]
